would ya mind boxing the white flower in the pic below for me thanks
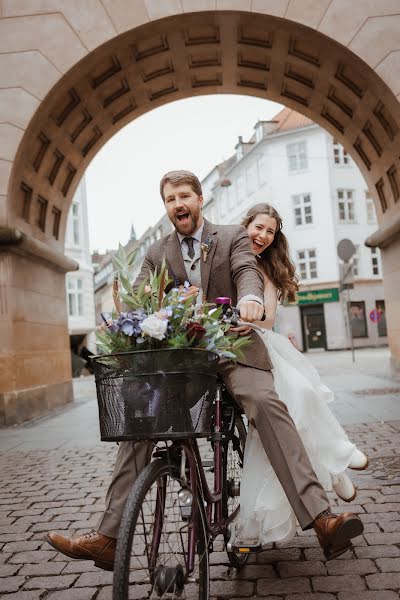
[140,315,168,340]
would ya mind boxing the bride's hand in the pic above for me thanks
[179,285,199,300]
[230,325,252,336]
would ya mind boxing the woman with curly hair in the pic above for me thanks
[235,203,368,546]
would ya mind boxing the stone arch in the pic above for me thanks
[8,11,400,250]
[2,6,400,423]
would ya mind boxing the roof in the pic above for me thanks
[270,107,314,133]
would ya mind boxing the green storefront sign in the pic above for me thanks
[297,288,339,305]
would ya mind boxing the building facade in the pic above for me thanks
[64,178,96,365]
[202,108,387,352]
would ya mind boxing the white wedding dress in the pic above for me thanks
[237,327,356,546]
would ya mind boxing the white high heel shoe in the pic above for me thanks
[348,448,369,470]
[332,473,357,502]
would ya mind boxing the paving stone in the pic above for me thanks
[0,564,21,577]
[286,595,335,600]
[312,575,366,592]
[211,564,275,579]
[74,571,114,587]
[46,588,97,599]
[338,592,400,600]
[256,548,302,562]
[210,580,254,597]
[375,557,400,572]
[354,545,400,559]
[9,551,57,564]
[2,542,42,553]
[277,560,326,577]
[364,532,400,545]
[18,562,67,576]
[257,577,311,595]
[62,560,100,573]
[0,576,26,593]
[326,558,377,575]
[0,534,33,543]
[23,574,78,590]
[0,592,46,599]
[366,572,400,590]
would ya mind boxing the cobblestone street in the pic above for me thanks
[1,348,400,599]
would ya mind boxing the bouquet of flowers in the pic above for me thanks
[96,245,252,360]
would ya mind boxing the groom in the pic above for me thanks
[46,170,363,567]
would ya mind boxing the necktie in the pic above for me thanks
[183,237,195,259]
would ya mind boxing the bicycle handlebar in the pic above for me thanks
[215,297,266,334]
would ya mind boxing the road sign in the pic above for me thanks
[369,309,382,323]
[337,239,356,262]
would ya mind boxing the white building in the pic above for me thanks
[65,177,96,364]
[202,108,387,352]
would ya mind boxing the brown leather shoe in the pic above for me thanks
[313,509,364,560]
[45,530,116,571]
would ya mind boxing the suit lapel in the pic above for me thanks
[164,231,187,287]
[200,219,218,298]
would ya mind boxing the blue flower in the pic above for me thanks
[121,319,135,336]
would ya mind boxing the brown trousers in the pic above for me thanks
[97,361,329,538]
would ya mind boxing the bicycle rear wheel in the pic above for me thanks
[113,457,210,600]
[223,414,249,568]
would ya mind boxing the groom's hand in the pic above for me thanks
[238,300,264,322]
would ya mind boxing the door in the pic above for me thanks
[301,304,327,350]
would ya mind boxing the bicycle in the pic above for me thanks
[93,300,264,600]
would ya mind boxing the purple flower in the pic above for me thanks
[121,319,136,336]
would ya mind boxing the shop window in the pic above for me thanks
[348,301,368,338]
[376,300,387,337]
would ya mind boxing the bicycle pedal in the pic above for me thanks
[232,543,263,554]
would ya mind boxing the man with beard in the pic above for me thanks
[46,170,363,568]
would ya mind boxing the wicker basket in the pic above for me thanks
[92,348,219,441]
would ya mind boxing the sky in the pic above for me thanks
[85,94,283,252]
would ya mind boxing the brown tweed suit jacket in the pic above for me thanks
[133,218,272,371]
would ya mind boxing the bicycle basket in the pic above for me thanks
[92,348,219,441]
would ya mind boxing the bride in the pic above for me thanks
[232,203,368,546]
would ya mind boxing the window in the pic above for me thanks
[349,301,368,338]
[337,189,355,222]
[293,193,313,226]
[333,139,349,165]
[376,300,387,337]
[371,247,381,276]
[67,278,83,317]
[72,202,80,244]
[287,141,308,172]
[297,249,318,280]
[365,191,376,223]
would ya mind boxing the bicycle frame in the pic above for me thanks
[150,381,240,577]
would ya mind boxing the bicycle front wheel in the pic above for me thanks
[113,457,210,600]
[223,414,248,568]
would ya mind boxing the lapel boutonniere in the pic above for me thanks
[200,236,214,262]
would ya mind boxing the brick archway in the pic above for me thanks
[2,7,400,423]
